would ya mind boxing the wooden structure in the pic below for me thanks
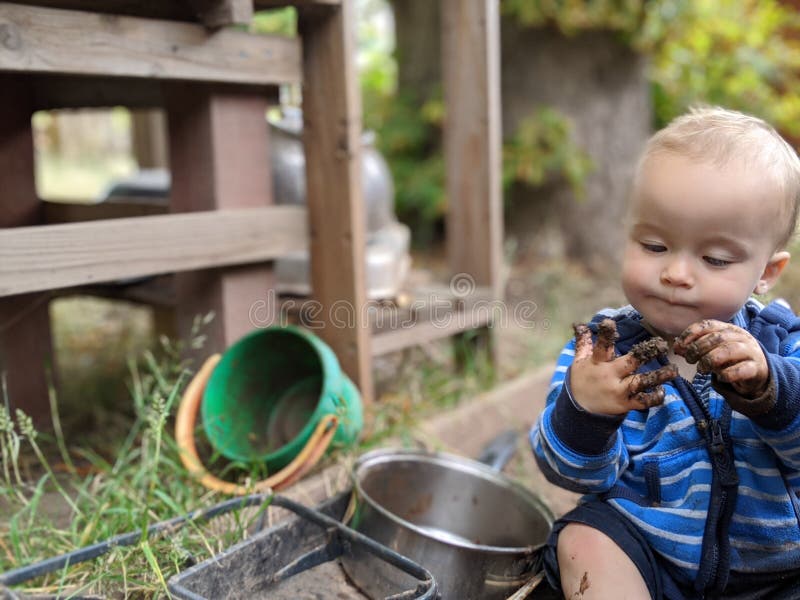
[0,0,502,422]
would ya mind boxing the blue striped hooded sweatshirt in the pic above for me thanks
[530,299,800,592]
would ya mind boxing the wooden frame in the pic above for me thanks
[0,76,53,423]
[0,0,503,417]
[300,0,373,403]
[0,207,306,296]
[0,3,301,85]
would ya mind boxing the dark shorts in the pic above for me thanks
[541,500,800,600]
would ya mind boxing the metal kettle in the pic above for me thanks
[269,106,396,233]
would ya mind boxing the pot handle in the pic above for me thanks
[476,429,519,472]
[175,354,338,495]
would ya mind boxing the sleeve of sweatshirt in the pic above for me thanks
[744,324,800,470]
[529,338,629,494]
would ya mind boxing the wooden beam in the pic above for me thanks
[300,0,373,404]
[43,199,168,224]
[9,0,341,17]
[371,313,492,356]
[0,3,301,85]
[0,75,53,424]
[28,74,280,111]
[6,1,197,21]
[0,206,306,296]
[166,86,278,352]
[130,110,169,169]
[187,0,253,28]
[255,0,340,8]
[442,0,504,300]
[31,76,165,110]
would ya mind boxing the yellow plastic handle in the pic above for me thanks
[175,354,338,495]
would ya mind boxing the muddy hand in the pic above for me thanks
[570,319,677,415]
[626,337,677,409]
[674,320,774,415]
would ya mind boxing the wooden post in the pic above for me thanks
[442,0,503,298]
[299,0,373,404]
[130,109,168,170]
[442,0,504,367]
[165,84,277,355]
[0,75,53,424]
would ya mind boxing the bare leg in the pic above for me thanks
[557,523,652,599]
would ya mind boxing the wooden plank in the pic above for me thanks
[43,199,168,223]
[166,86,278,352]
[300,0,373,404]
[442,0,503,300]
[370,284,495,355]
[0,206,306,296]
[371,309,493,356]
[0,75,52,425]
[0,3,301,85]
[6,1,197,21]
[255,0,340,7]
[187,0,253,27]
[130,109,169,168]
[31,75,165,110]
[29,74,280,110]
[9,0,340,16]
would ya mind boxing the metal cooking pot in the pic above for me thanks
[341,448,554,599]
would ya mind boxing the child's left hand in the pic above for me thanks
[673,320,774,414]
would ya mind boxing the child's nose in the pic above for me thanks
[660,256,694,288]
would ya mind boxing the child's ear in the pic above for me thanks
[754,251,791,295]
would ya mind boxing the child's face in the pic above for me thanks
[621,152,789,338]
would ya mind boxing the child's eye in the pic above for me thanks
[703,256,732,267]
[641,242,667,253]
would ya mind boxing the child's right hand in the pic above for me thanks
[569,319,679,416]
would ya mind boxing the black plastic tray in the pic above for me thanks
[168,492,437,600]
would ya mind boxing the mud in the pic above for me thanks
[630,337,669,363]
[627,364,679,409]
[572,323,592,352]
[594,319,618,359]
[629,364,679,393]
[630,389,666,409]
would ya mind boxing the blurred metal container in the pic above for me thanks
[270,106,395,234]
[98,108,411,300]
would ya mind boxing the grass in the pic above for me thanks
[0,327,270,598]
[0,299,505,597]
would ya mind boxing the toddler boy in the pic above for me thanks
[531,106,800,599]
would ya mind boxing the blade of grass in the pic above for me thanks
[140,540,169,597]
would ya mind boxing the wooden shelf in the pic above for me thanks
[0,206,307,296]
[28,74,280,111]
[8,0,340,20]
[0,3,301,85]
[0,0,502,418]
[57,276,495,358]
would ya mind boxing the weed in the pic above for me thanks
[0,316,271,598]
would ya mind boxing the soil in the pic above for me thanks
[630,336,669,363]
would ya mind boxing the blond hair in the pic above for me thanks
[638,106,800,249]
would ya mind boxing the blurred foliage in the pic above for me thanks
[502,0,647,38]
[249,7,297,36]
[503,108,594,198]
[362,27,591,240]
[365,89,591,242]
[365,91,445,244]
[642,0,800,132]
[503,0,800,133]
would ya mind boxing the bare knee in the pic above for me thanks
[558,522,619,561]
[556,523,650,599]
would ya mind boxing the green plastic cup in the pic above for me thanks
[201,325,363,471]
